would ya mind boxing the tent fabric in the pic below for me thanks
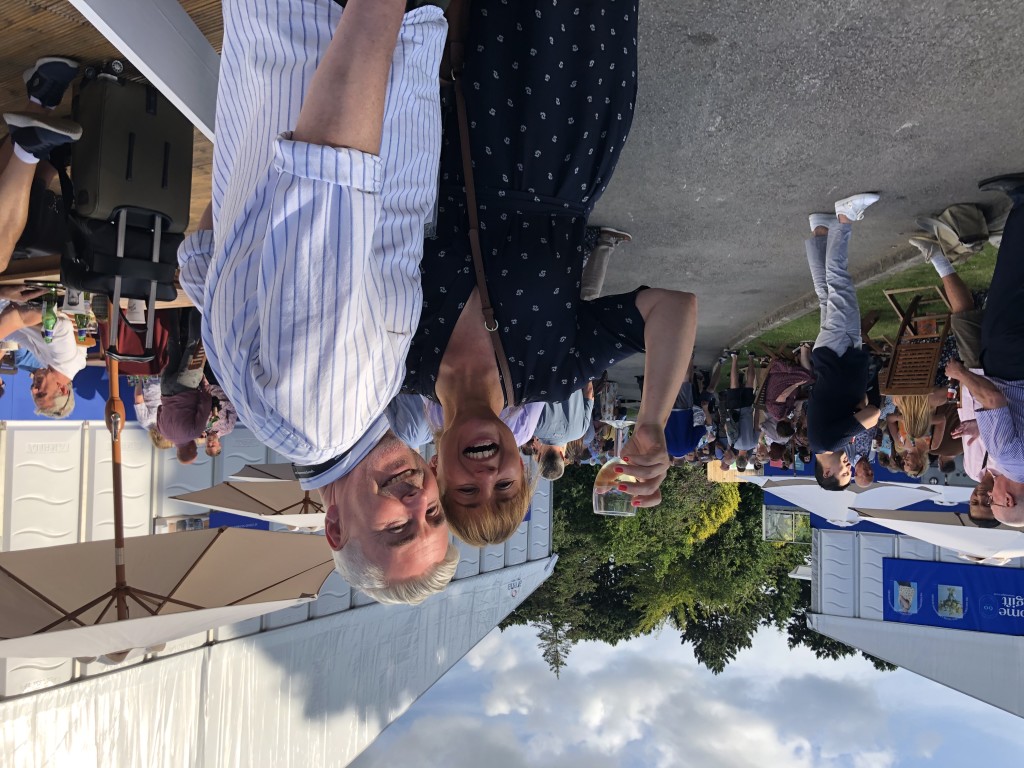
[809,614,1024,719]
[855,513,1024,560]
[0,557,555,768]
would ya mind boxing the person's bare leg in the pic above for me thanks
[0,101,55,271]
[730,352,739,390]
[744,356,755,388]
[0,155,38,273]
[941,273,975,314]
[292,0,407,154]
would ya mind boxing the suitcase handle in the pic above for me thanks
[87,254,176,284]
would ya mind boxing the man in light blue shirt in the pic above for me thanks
[178,0,458,604]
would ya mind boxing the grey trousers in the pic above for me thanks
[806,222,862,355]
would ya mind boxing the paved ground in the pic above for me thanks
[596,0,1024,392]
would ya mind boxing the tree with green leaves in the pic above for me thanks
[504,466,893,677]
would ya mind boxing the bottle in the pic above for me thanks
[41,290,59,344]
[946,382,959,401]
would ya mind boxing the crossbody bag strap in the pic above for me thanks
[448,7,515,408]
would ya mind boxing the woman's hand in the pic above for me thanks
[617,423,669,508]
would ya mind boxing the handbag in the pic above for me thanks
[445,0,515,407]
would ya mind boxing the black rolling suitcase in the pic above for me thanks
[62,73,193,363]
[72,74,193,233]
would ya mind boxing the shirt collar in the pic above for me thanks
[293,415,389,490]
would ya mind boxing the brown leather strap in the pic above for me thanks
[448,12,515,407]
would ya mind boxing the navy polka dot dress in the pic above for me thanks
[404,0,644,406]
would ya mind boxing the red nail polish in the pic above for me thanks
[621,457,630,463]
[631,500,641,507]
[618,484,628,492]
[614,466,624,473]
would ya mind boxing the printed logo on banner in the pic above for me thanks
[995,593,1024,618]
[890,580,920,615]
[935,585,965,621]
[506,577,522,599]
[981,595,998,618]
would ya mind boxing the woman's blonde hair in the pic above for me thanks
[894,394,933,443]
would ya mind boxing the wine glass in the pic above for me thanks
[592,458,639,516]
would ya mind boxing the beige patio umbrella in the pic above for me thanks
[171,480,325,529]
[0,350,333,659]
[229,463,296,482]
[746,476,969,525]
[0,519,334,658]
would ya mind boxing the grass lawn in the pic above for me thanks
[750,245,997,350]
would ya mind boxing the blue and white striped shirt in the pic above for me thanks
[179,1,446,472]
[976,377,1024,483]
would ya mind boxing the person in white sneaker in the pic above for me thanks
[806,193,882,490]
[0,56,81,273]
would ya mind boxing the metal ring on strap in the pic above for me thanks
[484,318,498,332]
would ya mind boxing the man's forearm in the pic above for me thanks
[959,370,1008,410]
[635,289,698,427]
[292,0,407,154]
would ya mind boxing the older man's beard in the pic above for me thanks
[379,468,425,499]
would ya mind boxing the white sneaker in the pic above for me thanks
[834,193,880,221]
[908,236,941,261]
[808,213,837,232]
[597,226,632,245]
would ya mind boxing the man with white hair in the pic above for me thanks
[944,171,1024,527]
[178,0,458,603]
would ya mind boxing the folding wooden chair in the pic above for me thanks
[879,288,952,396]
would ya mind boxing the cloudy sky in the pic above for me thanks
[352,623,1024,767]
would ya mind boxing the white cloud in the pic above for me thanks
[355,623,1023,768]
[851,751,896,768]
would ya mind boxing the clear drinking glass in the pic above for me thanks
[593,458,639,516]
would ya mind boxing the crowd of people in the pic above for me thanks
[0,0,1019,607]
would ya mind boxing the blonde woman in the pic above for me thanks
[888,393,962,477]
[402,0,697,546]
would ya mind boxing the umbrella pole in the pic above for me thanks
[105,356,129,621]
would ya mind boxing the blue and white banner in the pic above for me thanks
[883,558,1024,636]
